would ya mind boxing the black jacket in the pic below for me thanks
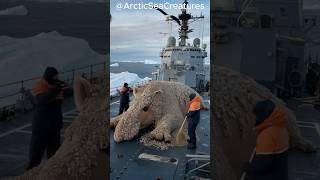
[119,88,130,105]
[33,87,63,132]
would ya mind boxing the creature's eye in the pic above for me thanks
[142,106,149,112]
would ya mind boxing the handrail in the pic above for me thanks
[0,61,106,106]
[0,62,106,88]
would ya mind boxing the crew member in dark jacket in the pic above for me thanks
[244,100,289,180]
[118,83,131,115]
[186,93,202,149]
[27,67,72,170]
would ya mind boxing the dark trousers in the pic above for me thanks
[247,151,288,180]
[27,129,61,170]
[187,117,200,146]
[118,102,129,115]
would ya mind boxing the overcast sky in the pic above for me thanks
[304,0,320,9]
[110,0,210,63]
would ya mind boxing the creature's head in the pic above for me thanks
[114,83,162,142]
[73,77,107,113]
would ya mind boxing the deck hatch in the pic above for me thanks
[138,153,178,165]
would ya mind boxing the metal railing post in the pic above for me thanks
[103,61,106,79]
[72,69,75,83]
[90,65,93,78]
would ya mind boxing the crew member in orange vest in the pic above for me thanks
[186,93,202,149]
[27,67,72,170]
[117,83,132,115]
[244,100,289,180]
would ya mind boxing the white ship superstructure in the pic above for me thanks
[152,0,208,92]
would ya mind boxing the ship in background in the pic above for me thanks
[213,0,320,179]
[214,0,307,98]
[152,0,209,92]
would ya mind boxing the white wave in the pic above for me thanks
[0,31,106,107]
[110,63,119,67]
[0,31,105,83]
[0,5,28,16]
[111,59,160,65]
[110,71,151,96]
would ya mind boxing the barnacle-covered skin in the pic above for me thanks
[212,66,316,180]
[111,81,197,144]
[12,77,108,180]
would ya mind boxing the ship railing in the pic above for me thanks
[0,61,107,122]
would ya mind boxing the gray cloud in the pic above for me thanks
[110,2,210,63]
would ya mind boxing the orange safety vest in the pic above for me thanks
[189,96,201,111]
[32,79,63,100]
[255,106,289,155]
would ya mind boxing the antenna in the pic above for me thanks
[168,21,173,35]
[159,32,169,46]
[154,0,204,46]
[178,0,204,46]
[201,12,205,48]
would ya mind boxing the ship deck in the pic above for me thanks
[0,96,319,179]
[0,97,78,178]
[287,102,320,180]
[109,95,211,180]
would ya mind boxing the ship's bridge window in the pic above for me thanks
[191,56,195,58]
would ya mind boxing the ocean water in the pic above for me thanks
[0,1,108,107]
[0,1,109,54]
[110,62,157,78]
